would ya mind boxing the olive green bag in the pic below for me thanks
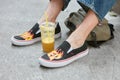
[64,9,115,47]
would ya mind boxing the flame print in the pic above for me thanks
[20,32,34,40]
[47,49,63,61]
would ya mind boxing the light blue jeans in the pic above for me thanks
[62,0,116,20]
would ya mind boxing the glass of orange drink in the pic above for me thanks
[40,22,55,53]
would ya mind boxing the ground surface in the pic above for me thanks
[0,0,120,80]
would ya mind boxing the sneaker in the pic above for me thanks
[11,22,61,46]
[39,41,89,68]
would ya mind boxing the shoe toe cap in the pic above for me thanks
[41,54,50,60]
[14,36,25,40]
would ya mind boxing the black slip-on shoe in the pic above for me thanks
[11,22,61,46]
[39,41,89,68]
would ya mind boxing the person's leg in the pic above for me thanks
[39,0,116,68]
[66,9,99,48]
[39,9,98,68]
[11,0,64,46]
[38,0,64,24]
[66,0,116,48]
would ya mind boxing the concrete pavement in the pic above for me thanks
[0,0,120,80]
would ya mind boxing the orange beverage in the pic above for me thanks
[40,22,55,53]
[42,39,54,53]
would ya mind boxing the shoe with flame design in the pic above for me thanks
[11,22,61,46]
[39,41,89,68]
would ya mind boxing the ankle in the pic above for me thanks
[66,39,85,49]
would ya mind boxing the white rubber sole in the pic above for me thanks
[39,49,89,68]
[11,32,61,46]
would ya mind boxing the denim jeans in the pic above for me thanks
[62,0,116,20]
